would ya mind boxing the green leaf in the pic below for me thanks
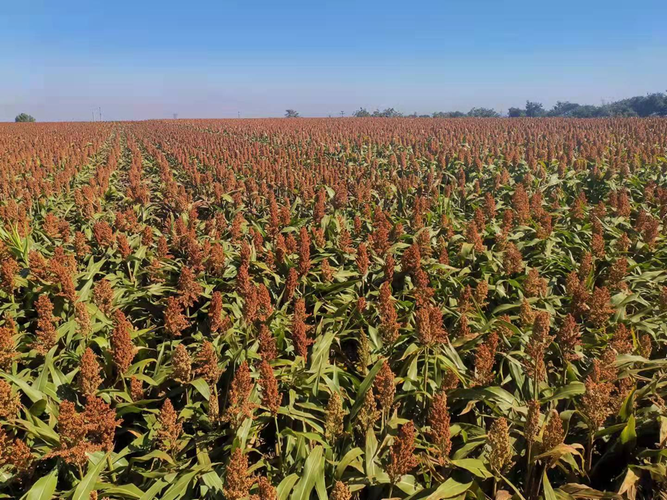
[277,474,300,500]
[161,470,198,500]
[99,483,145,499]
[290,445,324,500]
[72,452,110,500]
[1,372,44,403]
[619,389,635,421]
[620,415,637,446]
[450,458,493,479]
[201,471,223,494]
[24,468,58,500]
[307,330,335,394]
[189,378,211,400]
[315,466,328,500]
[542,471,557,500]
[130,449,175,465]
[349,359,384,419]
[365,428,380,480]
[335,447,364,479]
[237,416,254,449]
[425,478,472,499]
[34,345,56,392]
[376,473,419,494]
[449,386,521,413]
[20,414,60,445]
[542,382,585,403]
[138,481,168,500]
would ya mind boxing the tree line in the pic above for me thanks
[345,91,667,118]
[353,107,503,118]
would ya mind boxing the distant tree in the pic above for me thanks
[433,111,465,118]
[620,93,667,117]
[605,102,638,117]
[569,105,609,118]
[467,107,499,118]
[543,96,667,118]
[545,101,612,118]
[285,109,300,118]
[508,107,525,117]
[353,107,371,118]
[547,101,581,117]
[15,113,36,122]
[372,108,402,118]
[525,101,545,117]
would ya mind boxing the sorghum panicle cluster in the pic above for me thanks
[196,341,220,385]
[111,310,135,373]
[79,347,103,397]
[324,392,346,442]
[157,398,182,454]
[474,332,499,386]
[32,294,57,354]
[374,360,395,411]
[259,360,280,416]
[487,417,512,474]
[291,298,311,358]
[387,421,419,484]
[379,281,400,344]
[225,361,256,425]
[428,391,451,463]
[172,343,192,382]
[224,448,254,500]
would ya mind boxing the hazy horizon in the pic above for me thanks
[2,0,666,122]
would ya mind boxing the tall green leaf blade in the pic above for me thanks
[72,452,110,500]
[24,468,58,500]
[349,359,384,419]
[290,446,324,500]
[161,470,198,500]
[425,478,472,499]
[277,474,300,500]
[138,480,168,500]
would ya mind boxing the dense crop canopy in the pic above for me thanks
[1,117,667,498]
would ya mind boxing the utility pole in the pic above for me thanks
[340,111,345,118]
[92,111,95,122]
[99,107,102,122]
[238,111,241,119]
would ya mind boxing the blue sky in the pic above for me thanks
[1,0,665,121]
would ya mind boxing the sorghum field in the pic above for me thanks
[1,118,667,500]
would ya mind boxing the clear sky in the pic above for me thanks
[2,0,665,121]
